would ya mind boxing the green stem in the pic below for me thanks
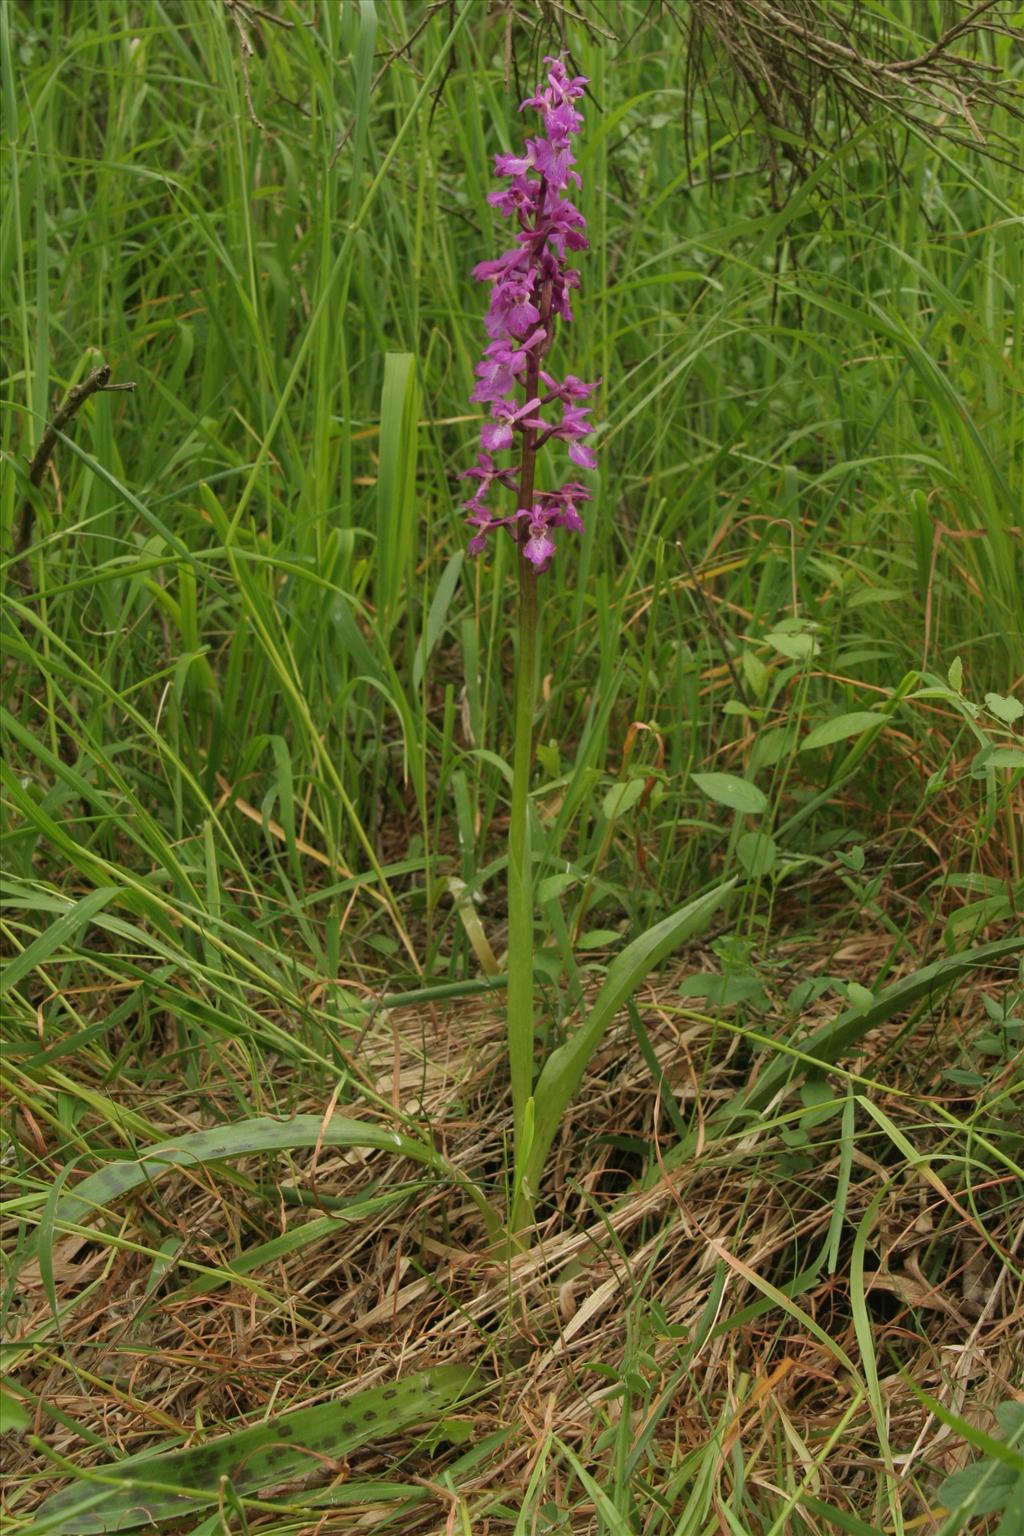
[503,254,551,1240]
[507,558,539,1161]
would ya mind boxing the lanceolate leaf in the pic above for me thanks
[800,712,884,751]
[731,937,1023,1118]
[22,1115,499,1261]
[652,936,1023,1178]
[376,353,419,637]
[33,1365,478,1534]
[525,881,735,1196]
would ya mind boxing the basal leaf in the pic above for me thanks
[526,881,735,1195]
[20,1115,499,1263]
[34,1366,478,1533]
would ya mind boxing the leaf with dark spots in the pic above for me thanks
[34,1364,479,1533]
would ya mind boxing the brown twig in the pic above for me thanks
[222,0,292,130]
[677,0,1024,182]
[13,363,136,563]
[886,0,1004,75]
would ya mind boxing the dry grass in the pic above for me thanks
[6,912,1021,1532]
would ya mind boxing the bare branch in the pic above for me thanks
[13,364,136,563]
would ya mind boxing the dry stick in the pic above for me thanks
[221,0,292,131]
[330,2,445,168]
[887,0,1004,75]
[11,363,136,778]
[14,363,136,562]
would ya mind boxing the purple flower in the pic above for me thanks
[461,55,598,571]
[480,397,544,452]
[466,506,523,556]
[470,328,548,403]
[487,175,535,218]
[519,482,593,571]
[567,439,597,470]
[523,511,557,571]
[541,371,598,402]
[458,451,520,502]
[535,482,591,533]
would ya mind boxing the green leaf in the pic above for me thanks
[602,776,646,821]
[799,1077,839,1128]
[34,1365,478,1533]
[537,872,578,903]
[691,772,768,815]
[19,1115,496,1263]
[413,549,463,690]
[553,1438,634,1536]
[526,881,735,1195]
[797,1494,890,1535]
[741,648,770,699]
[376,352,419,636]
[844,981,874,1012]
[837,844,865,872]
[847,586,905,609]
[736,830,777,877]
[943,1068,985,1088]
[947,655,964,692]
[1,1384,30,1433]
[985,692,1024,724]
[995,1472,1024,1535]
[751,726,796,770]
[997,1404,1024,1440]
[766,630,818,660]
[800,713,882,751]
[678,971,769,1011]
[984,747,1024,770]
[714,937,1024,1126]
[535,740,561,777]
[930,1390,1024,1522]
[576,929,623,950]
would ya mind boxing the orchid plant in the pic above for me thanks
[460,57,732,1240]
[461,57,596,1228]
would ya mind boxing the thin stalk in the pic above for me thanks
[507,557,539,1158]
[505,268,550,1230]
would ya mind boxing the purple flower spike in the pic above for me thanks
[462,55,598,571]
